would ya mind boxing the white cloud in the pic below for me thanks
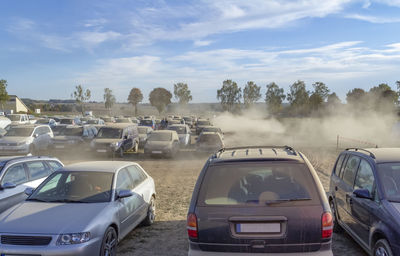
[193,40,213,47]
[345,14,400,23]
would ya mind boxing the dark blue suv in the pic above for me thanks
[329,148,400,256]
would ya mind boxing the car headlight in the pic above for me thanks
[57,232,90,245]
[110,141,121,148]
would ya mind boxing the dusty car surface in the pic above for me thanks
[0,161,156,256]
[91,123,139,157]
[0,125,53,155]
[167,124,191,147]
[0,156,63,214]
[138,126,153,148]
[196,132,224,153]
[200,126,224,139]
[144,130,180,158]
[188,146,333,256]
[196,119,212,135]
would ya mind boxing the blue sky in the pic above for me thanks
[1,0,400,103]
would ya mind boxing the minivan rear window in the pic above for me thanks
[198,162,320,206]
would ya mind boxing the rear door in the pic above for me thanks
[336,154,360,229]
[126,165,149,219]
[116,168,136,236]
[194,161,325,253]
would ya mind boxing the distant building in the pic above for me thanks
[3,95,29,113]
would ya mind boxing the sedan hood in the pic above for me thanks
[93,138,119,144]
[146,141,171,148]
[0,202,108,234]
[0,137,29,144]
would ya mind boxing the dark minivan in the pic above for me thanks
[188,146,333,256]
[329,148,400,256]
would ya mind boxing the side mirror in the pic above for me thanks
[353,188,372,200]
[117,190,133,199]
[24,187,34,196]
[33,134,39,138]
[1,182,17,189]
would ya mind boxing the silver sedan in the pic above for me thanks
[0,161,156,256]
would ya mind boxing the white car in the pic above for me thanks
[7,114,30,125]
[167,124,191,147]
[0,116,11,129]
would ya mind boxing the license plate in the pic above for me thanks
[55,145,65,149]
[152,151,162,154]
[236,223,280,233]
[97,149,107,153]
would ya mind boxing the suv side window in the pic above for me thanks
[334,154,346,176]
[354,159,375,195]
[26,161,49,180]
[116,169,133,192]
[126,165,147,188]
[1,163,27,186]
[342,155,361,186]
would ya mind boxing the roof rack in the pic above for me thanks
[345,148,376,159]
[212,145,296,159]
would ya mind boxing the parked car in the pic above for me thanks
[140,119,156,130]
[188,146,333,256]
[167,124,191,147]
[59,118,79,126]
[0,161,156,256]
[87,118,105,125]
[138,126,153,148]
[50,125,97,152]
[91,123,139,157]
[144,130,180,158]
[51,125,67,136]
[183,116,194,127]
[201,126,224,139]
[0,125,53,155]
[329,148,400,256]
[0,156,63,214]
[0,116,11,129]
[196,132,224,153]
[7,114,30,125]
[196,119,211,135]
[36,118,57,128]
[101,116,115,124]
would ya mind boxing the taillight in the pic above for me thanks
[322,212,333,239]
[187,213,198,238]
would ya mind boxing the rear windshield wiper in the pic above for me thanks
[47,199,88,203]
[265,198,311,205]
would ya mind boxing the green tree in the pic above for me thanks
[0,79,10,111]
[243,81,261,108]
[327,93,341,105]
[128,88,143,116]
[346,88,366,107]
[312,82,330,101]
[287,80,309,115]
[217,79,242,112]
[173,83,192,104]
[149,87,172,114]
[104,88,116,115]
[369,83,397,111]
[265,82,285,114]
[72,85,91,115]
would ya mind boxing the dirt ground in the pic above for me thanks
[61,147,367,256]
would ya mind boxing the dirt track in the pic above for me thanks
[62,149,367,256]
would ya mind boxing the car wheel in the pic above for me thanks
[142,197,156,226]
[330,199,343,233]
[100,227,117,256]
[374,239,393,256]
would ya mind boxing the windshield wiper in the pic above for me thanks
[26,198,50,202]
[265,198,311,205]
[47,199,88,203]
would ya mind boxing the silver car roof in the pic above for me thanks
[62,161,137,173]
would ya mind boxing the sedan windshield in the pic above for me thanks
[377,163,400,202]
[197,120,210,126]
[28,171,113,203]
[116,118,131,123]
[148,133,172,141]
[36,119,50,124]
[202,127,221,133]
[140,120,153,126]
[97,127,122,139]
[5,127,34,137]
[60,119,74,124]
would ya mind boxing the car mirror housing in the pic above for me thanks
[117,190,133,199]
[24,187,34,196]
[353,188,372,200]
[1,182,17,189]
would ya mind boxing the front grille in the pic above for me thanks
[1,235,52,246]
[0,143,17,146]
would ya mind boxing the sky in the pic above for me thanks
[1,0,400,103]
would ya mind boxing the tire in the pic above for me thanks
[99,227,117,256]
[374,239,393,256]
[330,199,343,233]
[142,197,156,226]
